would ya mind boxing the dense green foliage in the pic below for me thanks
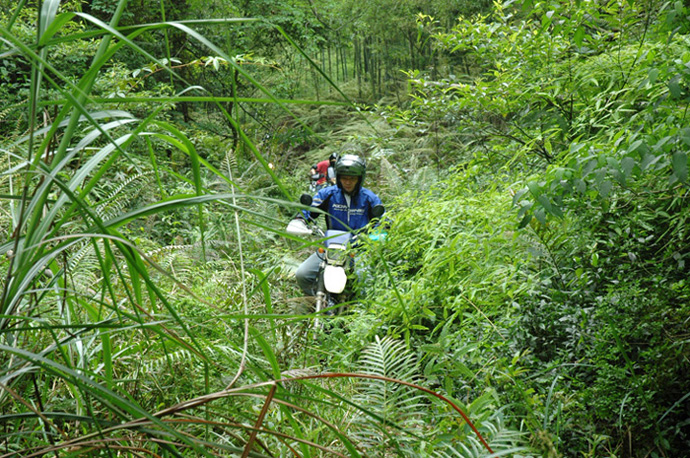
[1,0,688,457]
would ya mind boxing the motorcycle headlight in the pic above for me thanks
[323,265,347,294]
[326,247,347,263]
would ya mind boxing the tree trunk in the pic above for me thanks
[370,38,377,98]
[334,40,340,83]
[355,37,362,98]
[321,47,325,77]
[312,65,321,101]
[328,45,332,81]
[408,32,417,70]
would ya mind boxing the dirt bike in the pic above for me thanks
[308,172,322,193]
[286,194,385,329]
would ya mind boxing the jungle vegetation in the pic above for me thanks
[1,0,689,456]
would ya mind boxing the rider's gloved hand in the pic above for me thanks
[293,210,315,224]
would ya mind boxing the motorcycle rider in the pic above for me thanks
[308,164,321,192]
[294,154,384,296]
[313,153,339,189]
[326,152,338,185]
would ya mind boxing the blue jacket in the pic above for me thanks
[301,185,383,232]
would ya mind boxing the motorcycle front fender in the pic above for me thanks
[323,265,347,294]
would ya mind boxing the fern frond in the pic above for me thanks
[378,157,403,194]
[66,240,100,292]
[95,171,156,221]
[349,336,428,456]
[432,406,532,458]
[358,335,418,381]
[225,149,240,180]
[142,348,194,374]
[145,239,238,281]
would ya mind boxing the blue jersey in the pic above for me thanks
[301,186,383,232]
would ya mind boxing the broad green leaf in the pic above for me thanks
[541,14,553,29]
[527,180,541,197]
[573,25,585,46]
[599,179,613,199]
[570,142,586,154]
[621,157,636,178]
[669,76,682,99]
[641,153,661,171]
[574,178,587,194]
[550,202,564,218]
[653,136,672,152]
[612,129,626,146]
[675,1,684,14]
[517,201,533,219]
[582,158,598,177]
[648,68,659,85]
[534,207,546,224]
[606,156,620,170]
[672,151,688,183]
[628,139,644,153]
[537,195,553,213]
[518,212,532,228]
[612,169,625,185]
[681,128,690,146]
[666,10,678,25]
[512,188,528,206]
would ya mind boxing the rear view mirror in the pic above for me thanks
[300,193,313,206]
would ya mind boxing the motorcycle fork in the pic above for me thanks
[314,260,328,329]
